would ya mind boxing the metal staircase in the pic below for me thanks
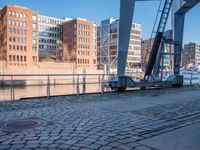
[144,0,173,79]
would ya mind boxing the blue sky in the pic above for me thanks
[1,0,200,44]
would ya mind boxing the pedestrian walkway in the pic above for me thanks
[0,87,200,150]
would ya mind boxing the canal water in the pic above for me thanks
[0,83,110,101]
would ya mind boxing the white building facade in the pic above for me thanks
[97,18,141,74]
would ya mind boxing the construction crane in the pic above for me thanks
[108,0,200,91]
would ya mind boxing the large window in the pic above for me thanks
[32,23,37,29]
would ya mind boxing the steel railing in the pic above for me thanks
[0,74,112,101]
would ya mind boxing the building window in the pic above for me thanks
[12,20,15,26]
[32,23,37,29]
[17,56,19,61]
[20,21,23,26]
[9,55,12,61]
[24,38,27,44]
[24,46,27,51]
[8,20,11,25]
[9,28,12,33]
[32,15,37,21]
[32,31,36,36]
[12,11,15,17]
[24,56,26,62]
[23,22,27,27]
[9,45,12,50]
[13,37,16,42]
[13,55,16,61]
[32,39,36,44]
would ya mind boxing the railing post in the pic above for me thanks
[47,75,50,99]
[76,75,80,96]
[98,74,101,87]
[10,75,15,101]
[101,74,105,94]
[82,74,86,94]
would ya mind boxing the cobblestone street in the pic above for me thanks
[1,87,200,150]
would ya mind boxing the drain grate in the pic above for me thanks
[1,117,52,133]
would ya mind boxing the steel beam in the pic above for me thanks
[117,0,135,77]
[174,0,200,75]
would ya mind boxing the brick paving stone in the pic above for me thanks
[11,140,26,145]
[63,139,78,145]
[87,143,101,149]
[58,144,71,149]
[0,144,10,150]
[69,145,81,150]
[126,142,140,148]
[23,144,39,149]
[135,146,152,150]
[47,144,60,149]
[117,144,132,150]
[99,145,113,150]
[9,144,24,149]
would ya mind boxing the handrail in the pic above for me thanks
[0,74,112,77]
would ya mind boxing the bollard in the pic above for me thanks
[76,75,80,96]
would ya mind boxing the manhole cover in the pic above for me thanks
[1,117,52,133]
[6,120,39,130]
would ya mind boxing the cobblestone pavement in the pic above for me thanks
[0,87,200,150]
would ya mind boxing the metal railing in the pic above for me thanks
[0,74,111,101]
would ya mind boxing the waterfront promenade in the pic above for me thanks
[0,87,200,150]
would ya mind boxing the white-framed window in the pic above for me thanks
[20,13,23,18]
[8,11,11,16]
[16,13,19,18]
[16,21,19,26]
[24,14,26,18]
[20,21,23,26]
[23,22,26,27]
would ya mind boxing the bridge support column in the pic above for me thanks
[117,0,135,77]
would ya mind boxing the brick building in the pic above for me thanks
[62,18,97,70]
[0,5,38,68]
[182,42,200,68]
